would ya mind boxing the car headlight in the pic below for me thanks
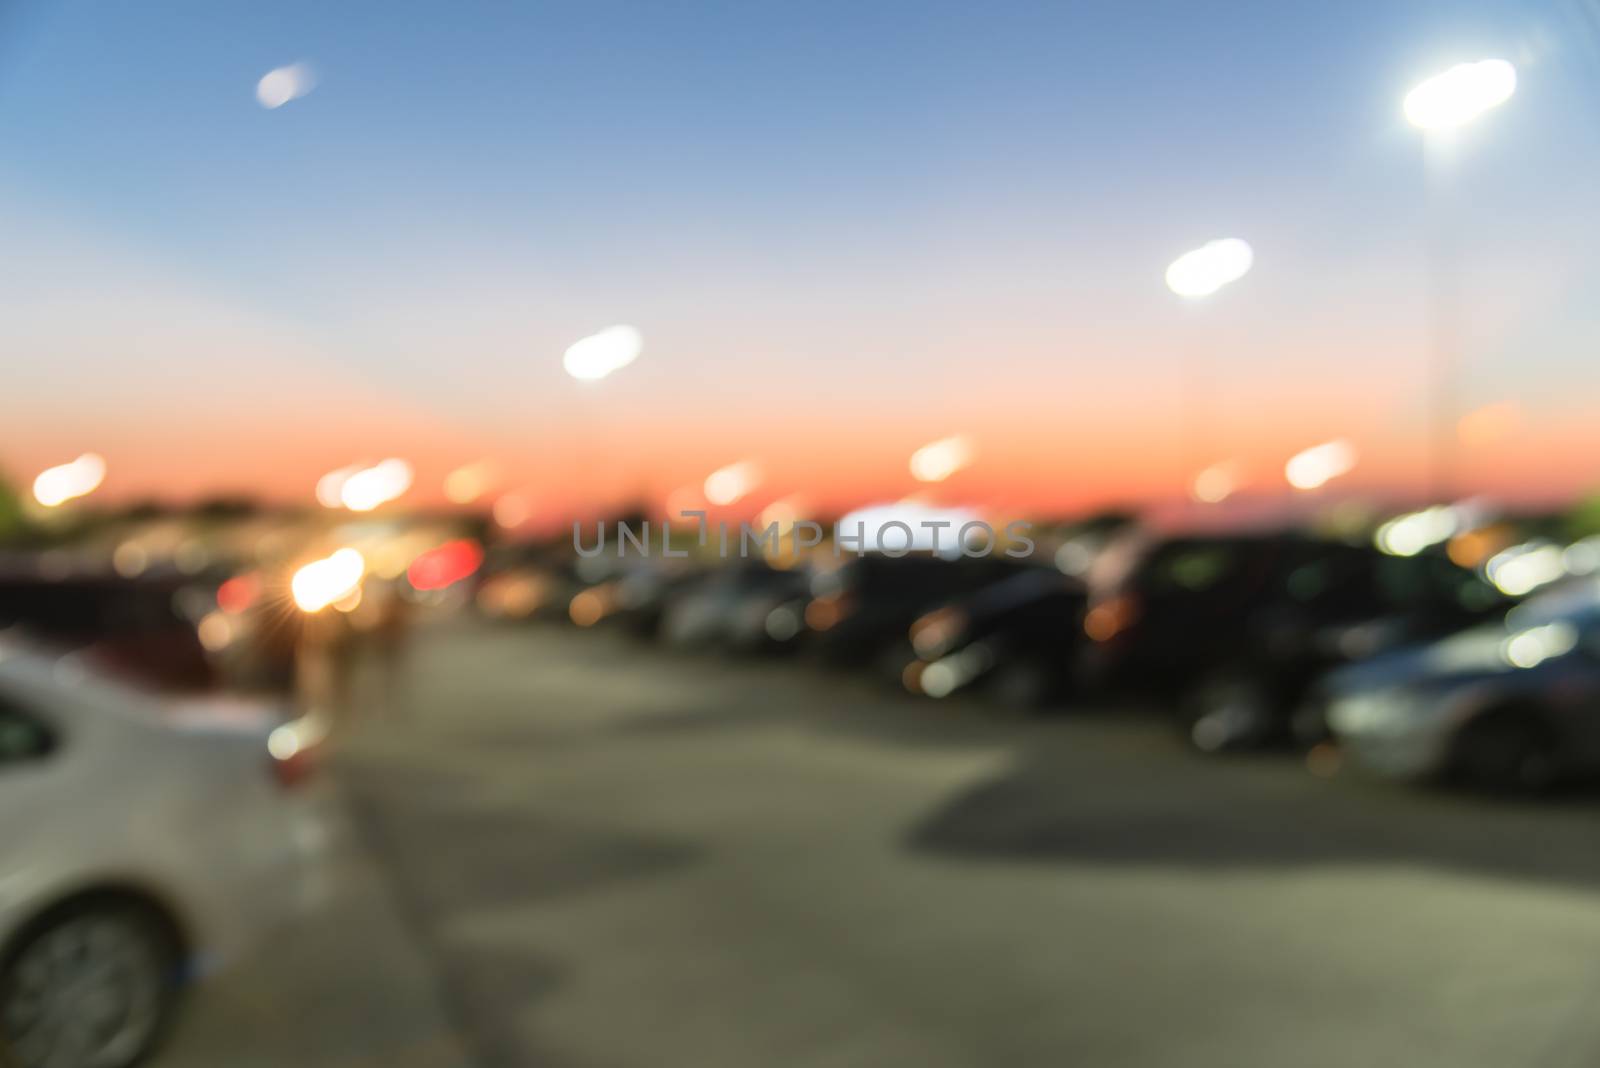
[1327,690,1420,734]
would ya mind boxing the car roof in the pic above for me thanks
[0,637,152,726]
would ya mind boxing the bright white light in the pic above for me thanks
[315,463,363,509]
[1405,59,1516,131]
[1502,621,1577,669]
[268,715,329,761]
[836,502,984,556]
[1376,505,1459,557]
[32,453,107,507]
[704,460,761,506]
[291,548,365,612]
[1165,238,1254,299]
[1191,462,1238,504]
[1487,542,1566,596]
[256,62,316,109]
[1285,440,1356,490]
[909,435,975,483]
[339,459,413,512]
[921,661,958,698]
[563,325,643,381]
[267,723,301,761]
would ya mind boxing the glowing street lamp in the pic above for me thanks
[316,459,413,511]
[339,458,413,512]
[291,548,365,612]
[1166,239,1252,505]
[33,453,107,507]
[562,325,643,382]
[256,62,316,110]
[909,435,974,483]
[1405,58,1516,500]
[562,325,644,515]
[1285,439,1357,491]
[1404,59,1516,131]
[1165,238,1253,300]
[704,460,761,506]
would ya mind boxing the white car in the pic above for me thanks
[0,642,331,1068]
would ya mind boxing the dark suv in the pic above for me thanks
[1081,532,1507,750]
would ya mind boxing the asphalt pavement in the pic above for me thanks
[159,618,1600,1068]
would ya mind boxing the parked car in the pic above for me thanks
[805,554,1024,673]
[0,572,219,693]
[721,563,817,653]
[903,567,1087,706]
[1324,579,1600,792]
[659,559,812,651]
[567,558,705,638]
[1080,532,1507,750]
[474,548,585,624]
[0,642,331,1068]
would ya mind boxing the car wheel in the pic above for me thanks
[1452,710,1560,794]
[0,900,181,1068]
[1185,673,1273,753]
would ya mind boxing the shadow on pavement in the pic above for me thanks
[905,755,1600,894]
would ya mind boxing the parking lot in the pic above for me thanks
[157,618,1600,1068]
[9,5,1600,1066]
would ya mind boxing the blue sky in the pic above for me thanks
[1,0,1596,509]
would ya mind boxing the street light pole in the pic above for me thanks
[1165,238,1253,507]
[1404,58,1516,502]
[1424,155,1461,502]
[562,325,645,519]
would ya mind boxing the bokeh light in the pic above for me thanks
[291,548,366,612]
[1284,440,1356,491]
[340,459,414,512]
[256,62,317,109]
[1191,462,1238,504]
[32,453,107,507]
[1404,59,1516,131]
[909,435,975,483]
[704,460,762,506]
[1165,239,1254,299]
[563,325,643,381]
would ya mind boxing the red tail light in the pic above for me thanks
[217,572,261,614]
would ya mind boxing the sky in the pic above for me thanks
[1,0,1597,522]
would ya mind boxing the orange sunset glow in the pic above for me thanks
[1,1,1595,532]
[7,8,1600,1068]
